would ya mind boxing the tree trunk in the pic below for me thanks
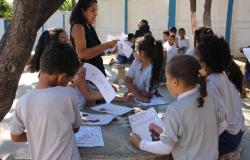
[203,0,212,28]
[0,0,65,121]
[190,0,198,35]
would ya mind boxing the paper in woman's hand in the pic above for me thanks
[83,63,116,103]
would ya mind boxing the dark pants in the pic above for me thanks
[219,130,244,155]
[116,55,128,64]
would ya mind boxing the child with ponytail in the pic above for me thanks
[125,34,164,100]
[195,35,245,158]
[130,55,227,160]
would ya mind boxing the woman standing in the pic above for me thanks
[70,0,117,76]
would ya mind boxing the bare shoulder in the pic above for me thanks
[71,23,85,35]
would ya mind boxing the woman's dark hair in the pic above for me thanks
[196,35,231,73]
[194,27,214,47]
[40,42,81,77]
[70,0,97,25]
[135,34,164,91]
[166,55,207,107]
[27,28,65,73]
[226,60,243,94]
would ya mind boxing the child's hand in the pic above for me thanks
[129,133,141,147]
[199,68,207,77]
[73,67,86,85]
[125,92,136,102]
[149,123,163,135]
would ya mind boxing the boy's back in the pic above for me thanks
[11,86,81,160]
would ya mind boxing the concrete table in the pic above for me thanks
[13,98,172,160]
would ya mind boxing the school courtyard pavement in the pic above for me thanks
[0,55,250,159]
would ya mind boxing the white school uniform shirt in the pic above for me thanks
[160,88,224,160]
[127,59,155,93]
[206,72,245,135]
[177,37,190,50]
[117,40,133,56]
[11,87,81,160]
[163,41,169,52]
[166,44,178,63]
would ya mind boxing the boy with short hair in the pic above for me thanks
[11,43,82,160]
[166,34,178,63]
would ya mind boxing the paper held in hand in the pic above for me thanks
[83,63,116,103]
[128,108,163,141]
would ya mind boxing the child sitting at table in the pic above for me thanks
[125,34,164,101]
[130,55,227,160]
[11,43,82,160]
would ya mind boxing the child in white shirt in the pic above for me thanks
[125,34,164,101]
[166,34,178,63]
[11,43,82,160]
[177,28,189,54]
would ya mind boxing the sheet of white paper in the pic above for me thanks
[105,33,128,53]
[129,108,163,141]
[243,48,250,63]
[136,96,168,106]
[91,103,133,115]
[75,126,104,147]
[83,63,116,103]
[118,41,133,58]
[80,112,116,125]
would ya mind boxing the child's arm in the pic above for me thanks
[11,132,27,142]
[129,133,173,155]
[73,67,103,101]
[125,76,153,100]
[125,76,139,96]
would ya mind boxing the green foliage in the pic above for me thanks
[58,0,75,11]
[0,0,13,21]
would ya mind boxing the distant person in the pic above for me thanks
[134,19,152,40]
[162,31,170,51]
[177,28,189,54]
[70,0,118,76]
[11,43,82,160]
[166,34,178,63]
[169,26,178,47]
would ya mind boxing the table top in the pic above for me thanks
[78,101,169,160]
